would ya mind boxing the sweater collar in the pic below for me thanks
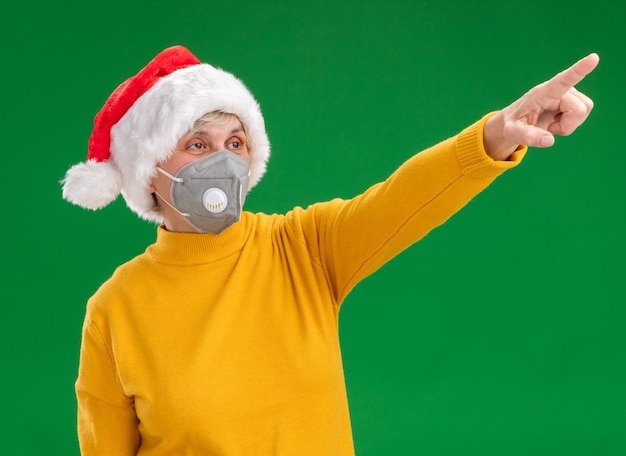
[145,212,253,265]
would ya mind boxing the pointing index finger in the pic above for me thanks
[543,53,600,97]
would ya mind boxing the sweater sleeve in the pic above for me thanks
[76,315,140,455]
[301,114,526,304]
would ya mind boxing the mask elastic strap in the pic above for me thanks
[157,166,184,183]
[153,190,190,217]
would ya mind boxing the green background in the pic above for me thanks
[2,0,624,454]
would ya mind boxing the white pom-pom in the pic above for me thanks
[61,159,123,210]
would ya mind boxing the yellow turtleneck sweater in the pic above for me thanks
[76,115,525,455]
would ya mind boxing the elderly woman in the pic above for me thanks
[62,46,597,455]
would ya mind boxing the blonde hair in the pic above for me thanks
[189,111,246,136]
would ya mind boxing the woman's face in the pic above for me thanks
[149,116,249,232]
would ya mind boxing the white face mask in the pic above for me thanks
[155,150,250,234]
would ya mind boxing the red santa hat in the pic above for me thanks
[62,45,270,222]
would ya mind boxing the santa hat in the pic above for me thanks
[62,45,270,222]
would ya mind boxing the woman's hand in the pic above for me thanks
[484,53,599,161]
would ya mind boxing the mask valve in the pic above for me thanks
[203,188,228,213]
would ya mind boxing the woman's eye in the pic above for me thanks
[188,142,204,151]
[229,139,246,150]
